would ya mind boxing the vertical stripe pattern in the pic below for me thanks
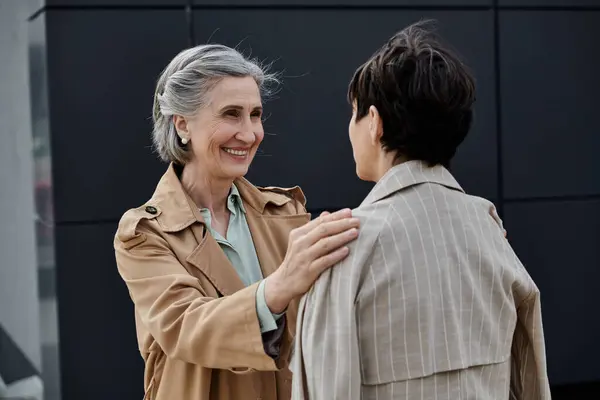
[291,160,550,400]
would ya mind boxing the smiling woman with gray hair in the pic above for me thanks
[113,44,360,400]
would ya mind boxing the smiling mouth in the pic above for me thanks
[222,148,249,157]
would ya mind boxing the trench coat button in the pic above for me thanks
[145,205,158,215]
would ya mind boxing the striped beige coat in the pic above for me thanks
[291,160,551,400]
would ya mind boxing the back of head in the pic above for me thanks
[348,20,476,168]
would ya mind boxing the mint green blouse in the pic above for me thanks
[199,184,282,333]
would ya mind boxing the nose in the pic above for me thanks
[236,127,255,143]
[236,117,256,143]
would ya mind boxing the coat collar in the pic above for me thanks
[360,160,464,207]
[148,163,293,233]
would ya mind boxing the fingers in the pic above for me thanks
[294,208,352,236]
[488,205,504,231]
[301,216,360,248]
[305,226,359,261]
[309,246,351,275]
[309,210,329,220]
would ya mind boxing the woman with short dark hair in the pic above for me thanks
[292,20,548,400]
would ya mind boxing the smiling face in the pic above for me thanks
[174,75,264,181]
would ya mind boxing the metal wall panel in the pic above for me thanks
[500,11,600,199]
[45,0,186,6]
[504,199,600,385]
[45,10,189,223]
[36,1,600,395]
[192,0,492,6]
[54,223,143,400]
[499,0,600,7]
[194,9,497,210]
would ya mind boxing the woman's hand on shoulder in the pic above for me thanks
[264,209,360,314]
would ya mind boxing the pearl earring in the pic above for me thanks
[181,137,189,145]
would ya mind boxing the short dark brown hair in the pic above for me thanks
[348,20,476,167]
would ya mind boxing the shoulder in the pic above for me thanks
[330,203,391,275]
[257,185,307,208]
[351,201,393,244]
[302,205,389,309]
[115,203,163,250]
[255,184,308,216]
[466,193,504,229]
[235,177,307,213]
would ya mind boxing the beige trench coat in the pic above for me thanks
[114,164,310,400]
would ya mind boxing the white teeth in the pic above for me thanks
[223,148,248,156]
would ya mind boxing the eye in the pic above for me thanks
[251,110,262,119]
[224,109,240,118]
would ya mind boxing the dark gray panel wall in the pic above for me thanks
[192,0,492,5]
[35,0,600,398]
[500,11,600,199]
[46,10,189,223]
[44,0,494,7]
[194,10,497,209]
[54,223,143,400]
[46,0,186,5]
[43,8,187,400]
[42,0,600,7]
[499,0,600,6]
[504,199,600,385]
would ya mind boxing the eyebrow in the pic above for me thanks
[219,104,263,112]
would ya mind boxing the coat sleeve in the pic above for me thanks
[509,289,552,400]
[114,217,282,372]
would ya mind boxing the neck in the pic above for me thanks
[372,151,407,182]
[180,161,232,215]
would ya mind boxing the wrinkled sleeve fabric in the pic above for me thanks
[256,279,284,333]
[257,279,286,360]
[509,289,552,400]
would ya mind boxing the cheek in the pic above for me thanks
[350,121,372,163]
[348,118,365,151]
[210,122,238,146]
[348,114,356,136]
[348,121,357,146]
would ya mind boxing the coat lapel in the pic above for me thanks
[244,207,309,337]
[185,223,246,296]
[245,206,310,279]
[235,177,310,280]
[151,164,310,296]
[186,205,309,296]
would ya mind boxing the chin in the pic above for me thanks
[223,164,250,180]
[356,167,369,181]
[356,166,376,182]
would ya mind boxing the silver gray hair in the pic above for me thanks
[152,44,279,164]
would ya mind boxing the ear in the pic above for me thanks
[173,115,190,142]
[368,105,383,146]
